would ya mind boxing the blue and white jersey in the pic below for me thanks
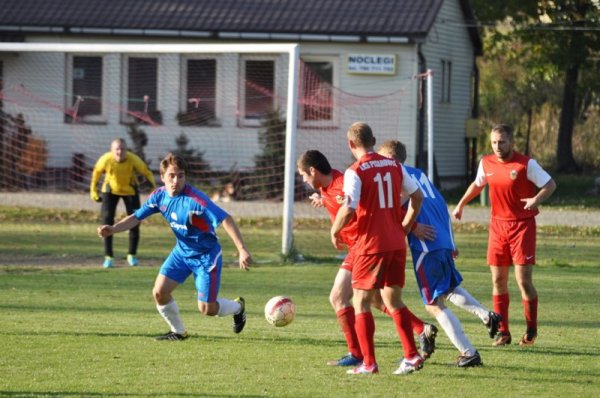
[404,165,455,253]
[134,184,229,257]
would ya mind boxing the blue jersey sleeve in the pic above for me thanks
[134,187,164,221]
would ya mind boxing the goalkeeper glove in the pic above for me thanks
[91,191,102,202]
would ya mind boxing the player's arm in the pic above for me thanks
[521,160,557,210]
[452,182,485,220]
[132,154,157,189]
[221,215,252,270]
[521,178,556,210]
[411,222,436,241]
[453,161,487,220]
[331,204,355,250]
[97,214,141,238]
[309,193,324,208]
[402,188,423,235]
[89,157,106,202]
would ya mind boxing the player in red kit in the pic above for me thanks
[331,122,425,375]
[297,150,437,368]
[453,124,556,347]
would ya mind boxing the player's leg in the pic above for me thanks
[327,265,362,366]
[510,217,538,346]
[515,264,538,345]
[488,219,513,345]
[194,246,246,333]
[154,251,190,340]
[425,298,481,367]
[447,285,502,338]
[123,193,141,266]
[100,192,119,267]
[381,250,423,375]
[347,287,378,374]
[346,253,380,374]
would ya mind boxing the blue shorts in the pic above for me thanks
[159,244,223,303]
[411,249,463,305]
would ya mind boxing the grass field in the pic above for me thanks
[1,208,600,397]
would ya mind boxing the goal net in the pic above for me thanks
[0,42,417,255]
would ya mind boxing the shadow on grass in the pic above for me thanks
[0,391,267,398]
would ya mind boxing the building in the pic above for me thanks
[0,0,482,191]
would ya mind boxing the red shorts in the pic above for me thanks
[351,249,406,290]
[340,249,355,272]
[488,217,536,266]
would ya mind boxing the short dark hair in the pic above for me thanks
[491,124,514,139]
[297,150,332,175]
[160,153,188,175]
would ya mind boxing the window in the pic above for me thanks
[123,57,160,124]
[66,56,105,123]
[179,58,217,126]
[441,59,452,103]
[302,61,333,122]
[243,60,275,120]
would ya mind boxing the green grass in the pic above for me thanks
[1,211,600,397]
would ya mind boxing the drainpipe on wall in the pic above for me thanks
[416,44,426,170]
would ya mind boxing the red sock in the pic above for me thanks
[522,297,538,330]
[493,293,510,334]
[336,306,362,359]
[392,307,419,359]
[381,306,392,317]
[379,305,423,335]
[408,308,424,335]
[354,312,376,366]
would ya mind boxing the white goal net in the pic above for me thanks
[0,42,417,254]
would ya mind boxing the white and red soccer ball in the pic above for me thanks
[264,296,296,327]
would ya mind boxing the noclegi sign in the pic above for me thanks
[347,53,396,75]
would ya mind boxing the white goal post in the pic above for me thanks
[0,42,299,255]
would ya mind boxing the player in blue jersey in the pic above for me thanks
[97,153,252,340]
[378,140,501,367]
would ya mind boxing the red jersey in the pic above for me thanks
[476,152,552,220]
[320,169,358,248]
[343,152,411,255]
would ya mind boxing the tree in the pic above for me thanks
[170,132,211,184]
[472,0,600,172]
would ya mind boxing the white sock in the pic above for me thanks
[156,299,186,335]
[216,298,241,316]
[436,308,476,356]
[447,286,490,324]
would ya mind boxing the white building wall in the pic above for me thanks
[2,21,475,184]
[421,0,476,180]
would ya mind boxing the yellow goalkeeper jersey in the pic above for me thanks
[90,152,156,196]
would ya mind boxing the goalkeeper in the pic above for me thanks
[90,138,156,268]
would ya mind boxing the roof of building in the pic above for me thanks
[0,0,481,52]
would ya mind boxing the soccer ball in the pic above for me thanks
[264,295,296,327]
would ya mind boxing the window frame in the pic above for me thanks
[121,54,161,125]
[239,55,279,127]
[179,55,221,127]
[440,59,452,103]
[65,54,107,124]
[299,56,339,128]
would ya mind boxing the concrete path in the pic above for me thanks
[1,192,598,227]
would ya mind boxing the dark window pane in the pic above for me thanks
[245,60,274,119]
[181,59,216,126]
[73,56,102,116]
[303,62,333,121]
[128,58,157,114]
